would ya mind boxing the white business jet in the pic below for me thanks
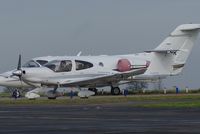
[0,24,199,99]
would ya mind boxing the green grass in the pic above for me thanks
[0,92,12,97]
[1,94,200,108]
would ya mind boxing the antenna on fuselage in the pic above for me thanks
[77,51,82,56]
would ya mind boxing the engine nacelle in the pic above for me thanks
[117,59,131,72]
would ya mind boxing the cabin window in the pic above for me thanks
[45,60,72,72]
[57,60,72,72]
[99,62,104,67]
[75,60,93,70]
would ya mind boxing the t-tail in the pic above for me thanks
[144,24,200,76]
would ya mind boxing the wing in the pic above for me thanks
[39,68,147,87]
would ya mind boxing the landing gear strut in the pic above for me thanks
[111,87,120,95]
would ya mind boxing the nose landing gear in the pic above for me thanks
[12,89,21,99]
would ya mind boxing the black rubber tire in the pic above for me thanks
[48,97,57,99]
[111,87,120,95]
[12,90,21,98]
[46,90,57,99]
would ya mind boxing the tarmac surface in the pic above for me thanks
[0,103,200,134]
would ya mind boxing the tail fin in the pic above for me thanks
[145,24,200,76]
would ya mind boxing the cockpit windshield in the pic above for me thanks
[36,60,48,66]
[22,60,40,68]
[44,60,72,72]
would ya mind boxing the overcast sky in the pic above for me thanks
[0,0,200,89]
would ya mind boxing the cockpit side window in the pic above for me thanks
[23,60,40,68]
[57,60,72,72]
[36,60,48,66]
[75,60,93,70]
[45,60,72,72]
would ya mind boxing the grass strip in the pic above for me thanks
[0,94,200,107]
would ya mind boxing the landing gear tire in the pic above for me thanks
[12,89,21,99]
[48,97,57,100]
[88,88,98,95]
[111,87,120,95]
[46,90,57,99]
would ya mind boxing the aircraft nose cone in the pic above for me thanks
[0,75,24,87]
[12,70,22,76]
[0,76,10,86]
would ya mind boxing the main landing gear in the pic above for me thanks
[111,86,120,95]
[47,86,58,99]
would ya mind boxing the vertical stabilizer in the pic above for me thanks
[145,24,200,76]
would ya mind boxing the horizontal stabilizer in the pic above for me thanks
[144,49,179,54]
[178,24,200,31]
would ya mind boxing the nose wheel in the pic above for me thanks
[111,87,120,95]
[12,89,21,99]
